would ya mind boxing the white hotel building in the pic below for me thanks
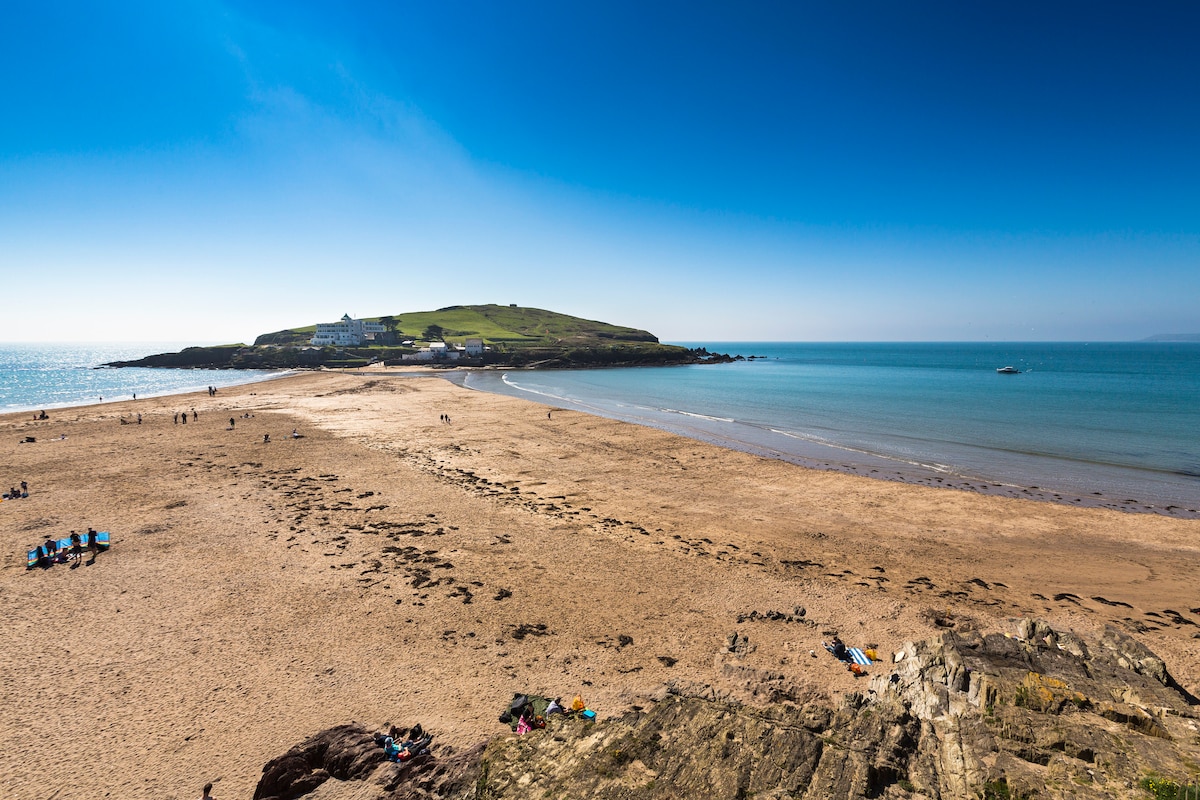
[310,314,386,346]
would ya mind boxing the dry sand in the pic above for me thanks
[2,370,1198,800]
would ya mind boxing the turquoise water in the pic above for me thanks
[0,343,284,413]
[462,343,1200,513]
[6,342,1197,513]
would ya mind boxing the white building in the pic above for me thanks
[401,341,460,362]
[464,338,485,356]
[310,314,386,346]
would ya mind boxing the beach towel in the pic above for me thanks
[824,642,875,666]
[847,647,873,666]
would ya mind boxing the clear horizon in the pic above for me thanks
[5,333,1200,348]
[3,2,1197,343]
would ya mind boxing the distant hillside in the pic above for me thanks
[1141,333,1200,342]
[106,305,736,370]
[254,304,660,347]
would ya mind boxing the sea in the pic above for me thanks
[4,342,1198,516]
[459,342,1200,516]
[0,343,285,413]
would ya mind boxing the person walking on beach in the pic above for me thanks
[86,528,103,564]
[230,417,236,429]
[192,409,197,421]
[174,412,178,424]
[181,412,187,425]
[21,480,28,494]
[69,531,83,564]
[199,781,216,800]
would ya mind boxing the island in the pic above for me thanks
[104,304,737,369]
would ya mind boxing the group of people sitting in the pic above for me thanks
[498,693,593,735]
[372,724,432,763]
[31,528,107,569]
[4,481,29,500]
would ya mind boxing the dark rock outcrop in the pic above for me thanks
[253,723,484,800]
[255,724,384,800]
[104,345,243,368]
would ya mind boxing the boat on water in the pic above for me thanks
[996,366,1020,374]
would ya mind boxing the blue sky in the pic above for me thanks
[2,1,1197,343]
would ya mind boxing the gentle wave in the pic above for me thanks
[461,343,1200,511]
[662,408,736,423]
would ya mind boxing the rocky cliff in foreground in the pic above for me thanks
[255,620,1200,800]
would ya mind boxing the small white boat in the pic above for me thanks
[996,366,1020,374]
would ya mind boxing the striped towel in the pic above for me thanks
[848,647,873,666]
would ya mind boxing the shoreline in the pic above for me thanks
[0,368,295,416]
[11,358,1197,520]
[451,369,1200,521]
[4,369,1199,798]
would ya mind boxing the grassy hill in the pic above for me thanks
[108,305,730,369]
[254,305,660,347]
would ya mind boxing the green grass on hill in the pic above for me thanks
[254,304,659,348]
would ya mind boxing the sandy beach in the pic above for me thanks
[3,370,1198,800]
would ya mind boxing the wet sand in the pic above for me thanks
[3,370,1198,799]
[449,368,1200,519]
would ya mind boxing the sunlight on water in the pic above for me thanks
[0,343,285,413]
